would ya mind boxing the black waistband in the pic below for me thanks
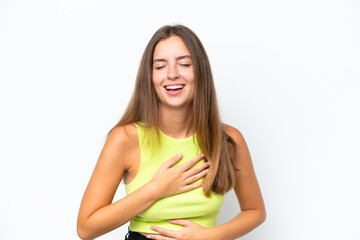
[125,229,148,240]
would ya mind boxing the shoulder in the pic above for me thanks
[107,123,138,145]
[222,123,252,169]
[222,123,246,145]
[103,123,139,170]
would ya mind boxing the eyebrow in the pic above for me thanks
[153,55,192,64]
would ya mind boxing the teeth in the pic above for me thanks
[165,85,184,90]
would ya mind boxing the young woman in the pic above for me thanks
[77,25,266,240]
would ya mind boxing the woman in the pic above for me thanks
[77,25,266,240]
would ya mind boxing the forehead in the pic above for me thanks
[153,35,191,58]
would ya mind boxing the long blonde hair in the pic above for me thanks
[107,25,237,196]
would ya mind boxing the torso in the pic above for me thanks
[125,123,225,234]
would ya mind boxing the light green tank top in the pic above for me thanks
[125,123,225,234]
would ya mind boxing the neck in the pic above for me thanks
[158,105,194,139]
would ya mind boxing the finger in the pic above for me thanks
[184,161,209,178]
[149,226,177,238]
[183,180,203,191]
[184,168,209,185]
[178,153,205,171]
[168,219,191,227]
[163,153,183,168]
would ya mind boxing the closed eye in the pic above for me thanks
[180,64,191,67]
[155,66,165,70]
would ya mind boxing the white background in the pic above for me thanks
[1,0,359,239]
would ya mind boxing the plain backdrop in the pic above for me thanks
[1,0,359,239]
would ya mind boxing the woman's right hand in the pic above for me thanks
[150,153,209,199]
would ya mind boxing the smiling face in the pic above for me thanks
[152,35,195,110]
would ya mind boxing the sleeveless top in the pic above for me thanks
[125,123,225,234]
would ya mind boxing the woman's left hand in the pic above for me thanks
[146,219,210,240]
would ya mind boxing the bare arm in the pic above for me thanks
[208,125,266,239]
[77,124,208,240]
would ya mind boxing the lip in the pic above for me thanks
[163,83,185,96]
[166,88,183,96]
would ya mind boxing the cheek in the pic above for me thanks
[152,77,160,87]
[180,68,195,82]
[152,76,163,96]
[184,73,195,85]
[152,72,166,85]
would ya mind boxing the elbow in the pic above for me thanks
[248,206,266,227]
[260,209,266,224]
[257,207,266,226]
[77,221,94,240]
[77,227,89,240]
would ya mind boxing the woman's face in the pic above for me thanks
[152,35,195,110]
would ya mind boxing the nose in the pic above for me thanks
[167,64,179,80]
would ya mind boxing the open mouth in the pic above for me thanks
[164,84,185,91]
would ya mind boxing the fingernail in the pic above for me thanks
[201,154,205,158]
[177,153,183,158]
[150,226,154,230]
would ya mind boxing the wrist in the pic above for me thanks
[204,227,220,240]
[144,181,164,201]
